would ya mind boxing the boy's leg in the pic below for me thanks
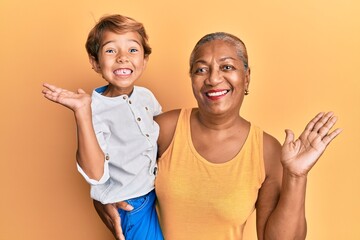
[118,190,164,240]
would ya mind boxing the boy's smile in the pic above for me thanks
[114,68,133,76]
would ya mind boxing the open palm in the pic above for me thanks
[42,83,91,112]
[281,112,342,177]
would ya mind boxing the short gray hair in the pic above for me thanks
[189,32,249,74]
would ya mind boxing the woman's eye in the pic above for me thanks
[222,65,234,70]
[194,67,207,74]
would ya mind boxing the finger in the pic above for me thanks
[312,112,334,133]
[42,83,59,92]
[93,202,115,233]
[304,112,325,132]
[42,90,60,102]
[42,82,54,90]
[114,221,125,240]
[42,89,51,95]
[283,129,295,145]
[317,115,338,137]
[322,128,342,145]
[101,204,124,240]
[77,88,86,94]
[115,201,134,211]
[107,205,125,240]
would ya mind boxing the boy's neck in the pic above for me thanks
[102,84,134,97]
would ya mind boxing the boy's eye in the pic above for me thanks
[129,48,138,53]
[105,49,115,54]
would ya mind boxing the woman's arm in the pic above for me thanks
[42,83,105,180]
[256,112,342,240]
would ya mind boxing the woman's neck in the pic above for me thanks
[193,108,245,131]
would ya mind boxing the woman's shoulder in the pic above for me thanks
[262,130,282,177]
[155,109,184,157]
[262,131,281,149]
[155,109,182,121]
[249,125,281,150]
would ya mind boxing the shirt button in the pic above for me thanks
[145,134,149,137]
[129,100,132,104]
[105,155,110,161]
[123,96,127,100]
[153,166,158,175]
[145,107,148,110]
[137,117,141,121]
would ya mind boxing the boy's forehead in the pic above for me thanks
[100,30,143,46]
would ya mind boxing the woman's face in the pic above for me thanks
[190,39,250,116]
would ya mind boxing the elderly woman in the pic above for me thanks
[97,32,341,240]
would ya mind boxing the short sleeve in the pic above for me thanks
[151,92,162,116]
[76,115,111,185]
[76,160,110,185]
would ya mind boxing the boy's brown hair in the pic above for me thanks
[85,14,152,61]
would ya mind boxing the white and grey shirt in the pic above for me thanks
[77,85,161,204]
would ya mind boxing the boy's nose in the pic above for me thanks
[116,55,129,63]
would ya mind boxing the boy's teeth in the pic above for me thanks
[207,90,228,97]
[115,69,132,75]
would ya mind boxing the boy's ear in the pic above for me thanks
[143,55,149,68]
[89,56,101,73]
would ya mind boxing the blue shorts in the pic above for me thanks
[118,190,164,240]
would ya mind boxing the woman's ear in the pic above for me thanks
[245,67,251,91]
[89,56,101,73]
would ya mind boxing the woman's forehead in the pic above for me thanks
[194,40,239,60]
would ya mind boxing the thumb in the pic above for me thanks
[283,129,295,145]
[115,201,134,211]
[77,88,86,94]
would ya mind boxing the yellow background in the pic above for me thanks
[1,0,359,239]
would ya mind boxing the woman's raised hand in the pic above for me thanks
[281,112,342,177]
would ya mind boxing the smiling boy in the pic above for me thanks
[42,14,164,239]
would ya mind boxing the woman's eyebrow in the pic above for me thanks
[219,56,237,62]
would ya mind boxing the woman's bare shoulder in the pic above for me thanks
[155,109,182,157]
[155,109,181,124]
[262,131,282,177]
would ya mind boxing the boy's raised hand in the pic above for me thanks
[42,83,91,112]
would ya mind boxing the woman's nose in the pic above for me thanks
[206,69,223,86]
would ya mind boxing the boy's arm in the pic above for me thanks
[74,106,106,181]
[42,83,107,181]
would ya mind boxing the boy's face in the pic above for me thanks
[90,30,148,96]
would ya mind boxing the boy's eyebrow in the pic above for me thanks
[101,39,142,48]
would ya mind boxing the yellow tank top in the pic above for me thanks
[155,108,265,240]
